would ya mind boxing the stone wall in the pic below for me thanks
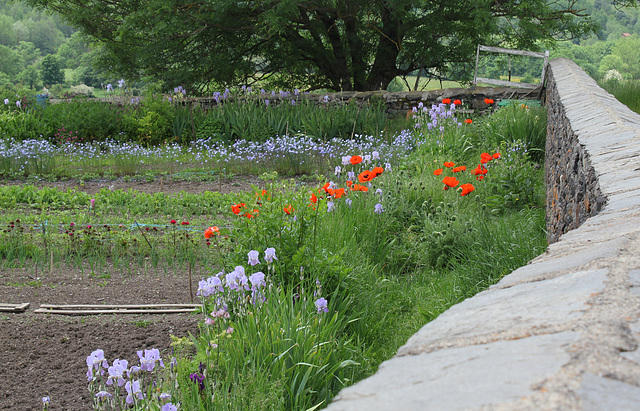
[545,63,607,243]
[195,86,539,115]
[326,57,640,410]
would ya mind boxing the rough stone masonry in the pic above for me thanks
[326,58,640,410]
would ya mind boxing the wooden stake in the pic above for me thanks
[189,261,194,303]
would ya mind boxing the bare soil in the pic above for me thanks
[0,177,270,410]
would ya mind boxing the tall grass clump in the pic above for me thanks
[600,79,640,115]
[480,103,547,163]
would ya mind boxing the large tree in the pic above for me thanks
[23,0,638,92]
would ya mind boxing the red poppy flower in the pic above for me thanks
[442,98,451,104]
[245,212,254,219]
[464,119,473,124]
[181,221,189,225]
[472,164,488,175]
[284,204,294,215]
[476,175,485,181]
[444,161,455,168]
[170,220,177,224]
[351,184,368,192]
[442,176,459,190]
[453,99,462,105]
[358,170,373,183]
[320,182,331,194]
[231,203,245,215]
[310,193,318,204]
[434,168,443,176]
[480,153,493,164]
[204,226,219,238]
[372,167,384,178]
[492,152,500,159]
[460,183,475,196]
[346,180,353,187]
[452,166,466,173]
[484,98,494,105]
[350,155,362,165]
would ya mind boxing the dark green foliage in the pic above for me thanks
[40,54,64,86]
[24,0,603,92]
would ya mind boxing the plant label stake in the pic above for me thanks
[134,221,154,250]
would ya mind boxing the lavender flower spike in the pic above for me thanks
[315,297,329,313]
[137,348,164,372]
[248,250,260,266]
[264,247,277,264]
[106,358,128,386]
[86,349,108,381]
[125,380,144,404]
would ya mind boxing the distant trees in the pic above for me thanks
[40,54,64,85]
[23,0,621,92]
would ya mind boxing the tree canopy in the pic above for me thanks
[22,0,639,92]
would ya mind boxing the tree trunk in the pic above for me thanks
[363,5,402,90]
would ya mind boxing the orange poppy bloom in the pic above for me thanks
[372,167,384,178]
[492,152,500,159]
[245,212,254,219]
[350,155,362,165]
[464,119,472,124]
[444,161,455,168]
[442,98,451,104]
[310,193,318,203]
[204,226,219,238]
[231,203,245,215]
[346,180,353,187]
[332,188,346,198]
[284,204,294,215]
[351,184,368,192]
[476,175,485,181]
[484,98,494,105]
[480,153,493,164]
[442,176,459,189]
[460,183,475,196]
[434,168,443,176]
[358,170,373,183]
[320,182,331,194]
[452,166,466,173]
[453,99,462,105]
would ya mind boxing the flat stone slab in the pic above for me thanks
[328,332,578,411]
[399,269,607,355]
[579,373,640,411]
[621,320,640,366]
[496,237,622,287]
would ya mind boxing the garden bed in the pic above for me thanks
[0,179,249,410]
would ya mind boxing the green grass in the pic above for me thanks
[600,79,640,115]
[0,100,548,410]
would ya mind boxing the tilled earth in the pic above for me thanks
[0,178,269,410]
